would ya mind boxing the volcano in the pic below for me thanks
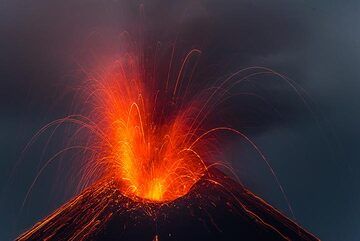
[16,169,318,241]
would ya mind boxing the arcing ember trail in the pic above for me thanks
[17,44,319,240]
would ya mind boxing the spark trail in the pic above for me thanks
[16,39,319,240]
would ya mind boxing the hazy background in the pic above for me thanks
[1,0,359,240]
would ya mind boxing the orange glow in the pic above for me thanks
[89,50,207,202]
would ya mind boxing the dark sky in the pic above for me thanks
[1,0,359,240]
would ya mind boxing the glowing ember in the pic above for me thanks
[87,49,207,202]
[17,38,310,241]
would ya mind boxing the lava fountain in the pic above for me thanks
[87,48,207,202]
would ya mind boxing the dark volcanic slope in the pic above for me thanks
[17,170,319,241]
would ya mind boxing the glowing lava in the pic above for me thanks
[88,50,207,202]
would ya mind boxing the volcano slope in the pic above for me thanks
[16,169,319,241]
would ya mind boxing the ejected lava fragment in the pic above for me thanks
[17,169,318,241]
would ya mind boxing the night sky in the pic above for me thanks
[1,1,359,240]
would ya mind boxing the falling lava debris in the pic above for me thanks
[17,169,319,241]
